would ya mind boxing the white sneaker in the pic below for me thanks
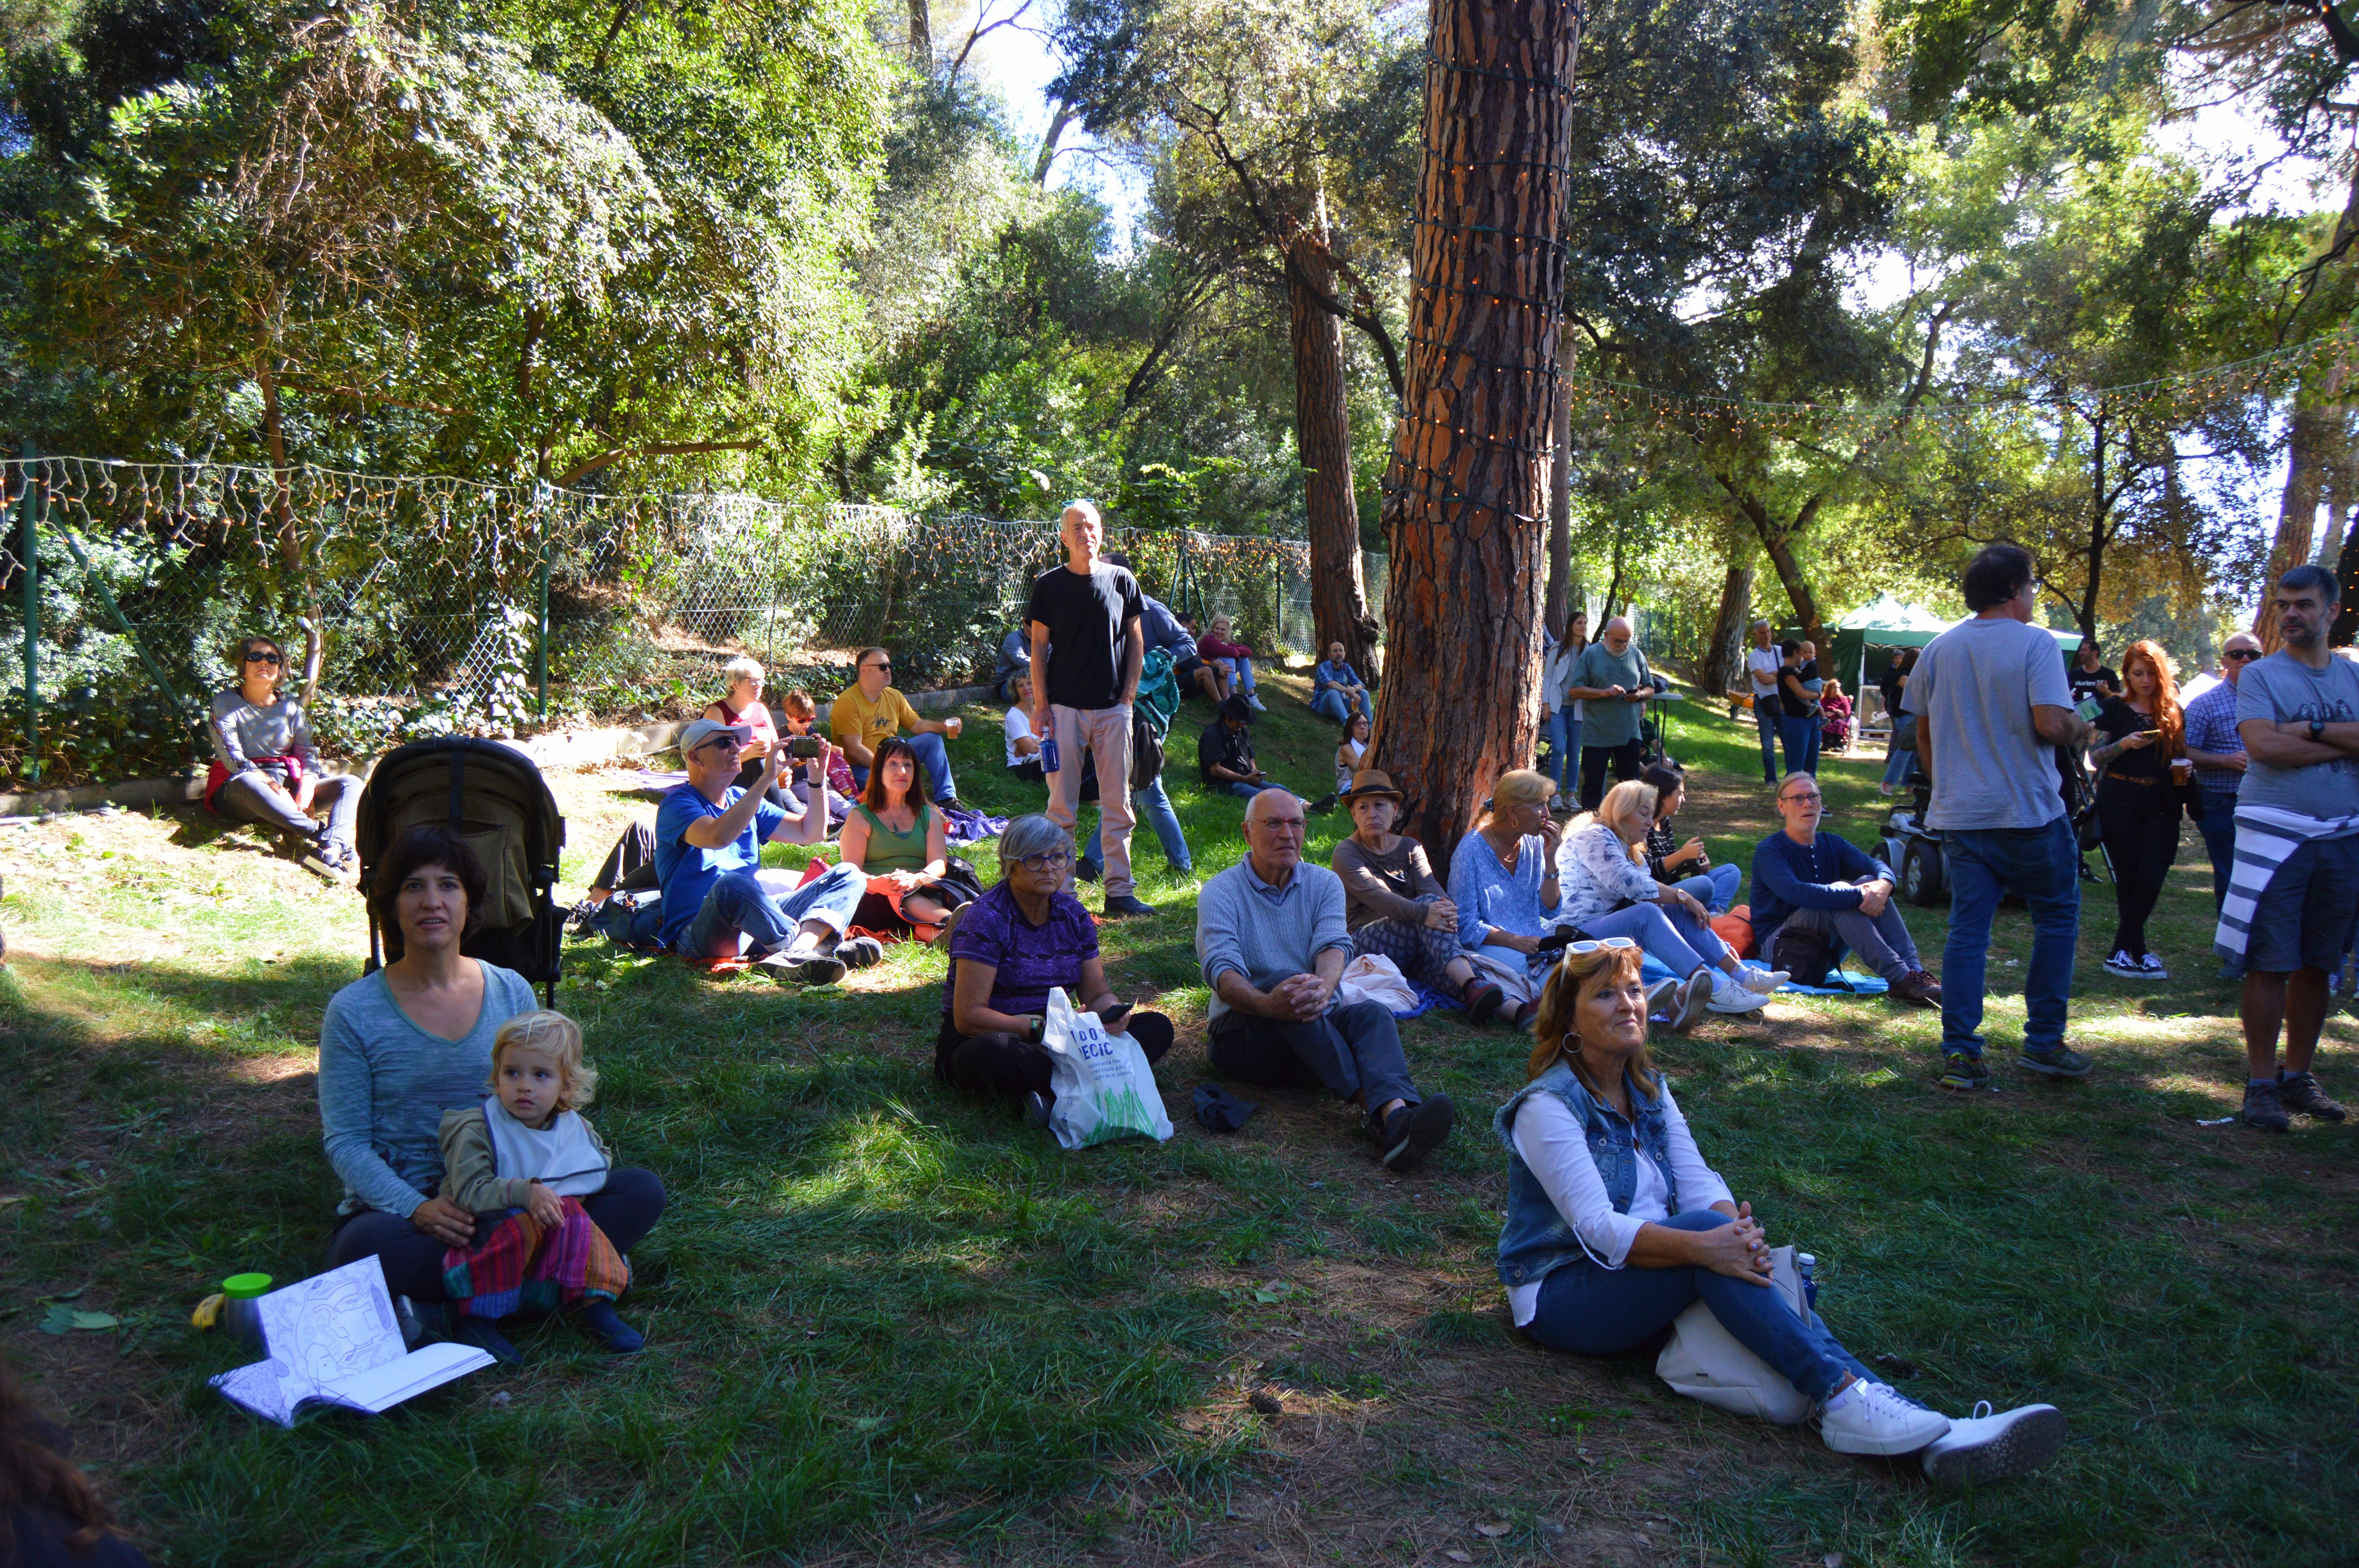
[2101,949,2142,978]
[1740,965,1789,995]
[1246,694,1267,711]
[2139,953,2169,981]
[1668,971,1712,1033]
[1706,972,1765,1015]
[1818,1380,1951,1457]
[1920,1401,2066,1488]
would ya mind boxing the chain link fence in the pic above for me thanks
[0,457,1385,788]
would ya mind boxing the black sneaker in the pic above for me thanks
[1075,860,1101,884]
[1938,1052,1990,1092]
[1308,792,1339,814]
[2243,1079,2291,1133]
[1100,893,1157,918]
[834,934,886,969]
[1377,1094,1455,1172]
[566,897,603,936]
[2277,1070,2347,1122]
[2018,1044,2091,1080]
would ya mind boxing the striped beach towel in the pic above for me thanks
[443,1199,631,1319]
[2215,805,2359,961]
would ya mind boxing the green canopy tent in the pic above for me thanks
[1817,592,2083,722]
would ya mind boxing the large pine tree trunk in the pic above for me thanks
[2258,396,2329,648]
[1698,564,1753,697]
[1369,0,1580,861]
[1289,211,1378,672]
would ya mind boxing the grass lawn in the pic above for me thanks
[2,669,2354,1567]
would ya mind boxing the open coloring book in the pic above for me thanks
[210,1257,493,1427]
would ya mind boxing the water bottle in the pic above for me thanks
[1041,733,1060,774]
[221,1272,273,1348]
[1796,1253,1818,1315]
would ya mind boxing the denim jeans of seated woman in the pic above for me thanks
[1671,863,1742,915]
[327,1168,668,1307]
[1523,1210,1873,1402]
[1572,901,1732,976]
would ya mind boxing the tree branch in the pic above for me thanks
[556,440,760,488]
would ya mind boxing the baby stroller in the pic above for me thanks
[356,737,568,1003]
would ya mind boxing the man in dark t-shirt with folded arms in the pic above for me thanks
[1026,500,1156,918]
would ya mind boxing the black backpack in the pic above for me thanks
[356,737,568,1003]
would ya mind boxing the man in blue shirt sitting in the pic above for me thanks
[1749,773,1941,1007]
[1311,642,1373,724]
[615,718,874,983]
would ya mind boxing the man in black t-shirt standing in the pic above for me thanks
[1027,501,1156,917]
[2068,637,2118,706]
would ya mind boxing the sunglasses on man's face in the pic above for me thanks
[2224,648,2262,662]
[244,650,282,666]
[865,661,892,673]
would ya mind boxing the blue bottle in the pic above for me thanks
[1041,733,1060,773]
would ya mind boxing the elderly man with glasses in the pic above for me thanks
[610,718,874,983]
[830,646,965,808]
[1750,774,1941,1006]
[937,813,1173,1124]
[1195,788,1455,1172]
[2183,633,2262,964]
[1565,616,1659,809]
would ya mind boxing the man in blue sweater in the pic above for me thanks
[1750,773,1942,1007]
[1196,788,1454,1172]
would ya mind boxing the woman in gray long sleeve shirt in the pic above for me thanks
[206,633,361,871]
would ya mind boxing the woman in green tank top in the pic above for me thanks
[840,738,954,936]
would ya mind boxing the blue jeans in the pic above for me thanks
[626,863,867,959]
[1940,817,2081,1058]
[1210,779,1262,800]
[1777,715,1818,777]
[1575,902,1730,977]
[1523,1211,1872,1402]
[1880,720,1918,790]
[1085,772,1192,873]
[1674,864,1743,915]
[848,729,957,803]
[1542,708,1583,791]
[2197,807,2237,912]
[1311,687,1371,724]
[1754,702,1781,784]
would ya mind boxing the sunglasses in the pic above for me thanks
[1560,936,1640,956]
[244,650,282,666]
[1016,849,1073,871]
[865,660,892,672]
[2224,648,2262,662]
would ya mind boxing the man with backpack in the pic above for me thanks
[626,719,876,983]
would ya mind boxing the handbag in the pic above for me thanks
[1770,922,1834,987]
[1655,1244,1816,1425]
[1040,986,1175,1151]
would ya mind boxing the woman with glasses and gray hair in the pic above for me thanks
[937,813,1173,1122]
[205,633,362,875]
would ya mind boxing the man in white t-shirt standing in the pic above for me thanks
[1747,619,1783,787]
[1904,543,2093,1092]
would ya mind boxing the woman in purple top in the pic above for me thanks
[938,814,1174,1122]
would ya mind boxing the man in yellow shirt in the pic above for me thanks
[831,646,965,806]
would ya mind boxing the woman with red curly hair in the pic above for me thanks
[2086,638,2193,980]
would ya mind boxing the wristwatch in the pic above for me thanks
[2311,718,2329,742]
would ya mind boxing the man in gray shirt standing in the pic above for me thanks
[2222,565,2359,1131]
[1195,788,1455,1172]
[1905,543,2093,1091]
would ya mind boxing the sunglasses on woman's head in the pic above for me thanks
[244,650,282,666]
[1555,936,1640,960]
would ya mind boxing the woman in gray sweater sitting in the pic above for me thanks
[205,634,361,874]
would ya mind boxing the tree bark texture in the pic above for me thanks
[1288,223,1378,672]
[908,0,931,62]
[1698,564,1753,697]
[1543,327,1576,640]
[2257,397,2330,648]
[1369,0,1579,862]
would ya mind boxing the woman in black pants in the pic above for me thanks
[938,814,1171,1124]
[2087,640,2190,982]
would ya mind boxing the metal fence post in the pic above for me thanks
[18,443,38,783]
[534,482,551,721]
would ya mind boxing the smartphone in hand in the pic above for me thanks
[1098,1002,1134,1029]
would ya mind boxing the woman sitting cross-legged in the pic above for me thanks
[1557,780,1785,1029]
[1445,768,1570,1028]
[1496,942,2065,1485]
[1639,762,1741,914]
[838,737,962,941]
[938,814,1173,1124]
[320,825,665,1358]
[1331,770,1506,1021]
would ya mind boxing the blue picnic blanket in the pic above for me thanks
[1383,955,1886,1022]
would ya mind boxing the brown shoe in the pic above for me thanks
[1892,969,1943,1008]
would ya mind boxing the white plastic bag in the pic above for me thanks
[1654,1244,1816,1425]
[1041,986,1175,1151]
[1335,953,1419,1014]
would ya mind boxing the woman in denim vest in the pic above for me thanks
[1493,942,2065,1485]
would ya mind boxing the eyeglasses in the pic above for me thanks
[1779,791,1823,804]
[2224,648,2262,662]
[865,660,892,672]
[244,650,282,666]
[1016,849,1072,871]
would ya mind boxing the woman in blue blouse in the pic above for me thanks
[1445,769,1565,1026]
